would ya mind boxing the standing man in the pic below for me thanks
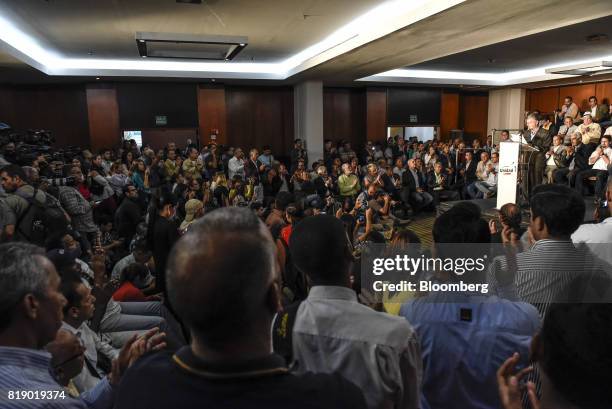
[523,114,552,194]
[227,148,245,180]
[558,96,580,123]
[587,96,609,123]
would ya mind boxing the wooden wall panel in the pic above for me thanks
[440,91,459,141]
[595,82,612,105]
[366,88,387,142]
[86,85,120,152]
[225,86,294,157]
[460,93,489,142]
[323,87,366,151]
[197,85,227,146]
[528,87,559,113]
[6,85,89,148]
[142,128,198,150]
[558,84,596,113]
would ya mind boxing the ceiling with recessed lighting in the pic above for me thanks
[410,15,612,74]
[1,0,612,86]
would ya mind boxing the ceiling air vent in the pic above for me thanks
[136,32,247,61]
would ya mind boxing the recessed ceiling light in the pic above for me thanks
[95,77,100,80]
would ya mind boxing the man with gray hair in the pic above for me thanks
[522,113,552,194]
[0,242,165,409]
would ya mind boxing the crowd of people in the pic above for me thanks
[1,101,612,409]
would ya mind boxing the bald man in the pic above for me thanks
[114,208,367,409]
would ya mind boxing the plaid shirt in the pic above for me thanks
[58,186,98,233]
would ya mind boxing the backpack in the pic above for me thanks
[16,189,68,246]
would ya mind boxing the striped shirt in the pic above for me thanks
[0,346,113,409]
[487,239,612,316]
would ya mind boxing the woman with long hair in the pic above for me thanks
[146,191,179,300]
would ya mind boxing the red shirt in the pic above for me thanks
[280,225,292,245]
[77,183,91,201]
[113,281,148,302]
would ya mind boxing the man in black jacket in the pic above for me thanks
[114,184,142,248]
[523,114,553,194]
[553,133,594,187]
[427,162,459,206]
[401,158,433,211]
[458,151,478,199]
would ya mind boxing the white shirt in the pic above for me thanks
[589,147,612,171]
[604,127,612,137]
[572,218,612,266]
[291,286,422,409]
[227,157,245,180]
[61,322,119,392]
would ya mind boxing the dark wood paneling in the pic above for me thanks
[595,82,612,106]
[141,128,197,150]
[198,85,227,145]
[323,87,366,150]
[460,93,489,142]
[366,88,387,142]
[558,84,596,113]
[225,86,294,156]
[440,91,459,141]
[86,85,120,152]
[528,87,559,113]
[4,85,89,148]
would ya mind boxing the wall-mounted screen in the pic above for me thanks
[387,88,441,126]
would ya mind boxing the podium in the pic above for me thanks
[496,141,539,209]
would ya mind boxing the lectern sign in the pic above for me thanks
[496,141,520,209]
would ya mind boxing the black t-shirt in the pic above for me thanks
[152,216,179,292]
[115,347,367,409]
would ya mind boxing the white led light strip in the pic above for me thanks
[0,0,463,79]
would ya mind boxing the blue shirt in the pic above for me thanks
[399,292,540,409]
[0,346,114,409]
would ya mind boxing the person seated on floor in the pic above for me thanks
[288,214,422,409]
[427,162,459,205]
[498,303,612,409]
[60,277,120,392]
[466,151,491,199]
[0,242,157,409]
[473,152,499,199]
[113,263,162,303]
[400,202,540,409]
[401,158,433,212]
[114,207,368,409]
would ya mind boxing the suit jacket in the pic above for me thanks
[594,104,610,123]
[523,127,552,152]
[401,169,426,194]
[560,143,595,170]
[459,160,478,184]
[426,171,451,192]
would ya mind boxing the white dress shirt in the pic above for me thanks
[291,285,422,409]
[228,156,245,180]
[589,147,612,171]
[572,218,612,266]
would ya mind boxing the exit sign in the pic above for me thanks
[155,115,167,126]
